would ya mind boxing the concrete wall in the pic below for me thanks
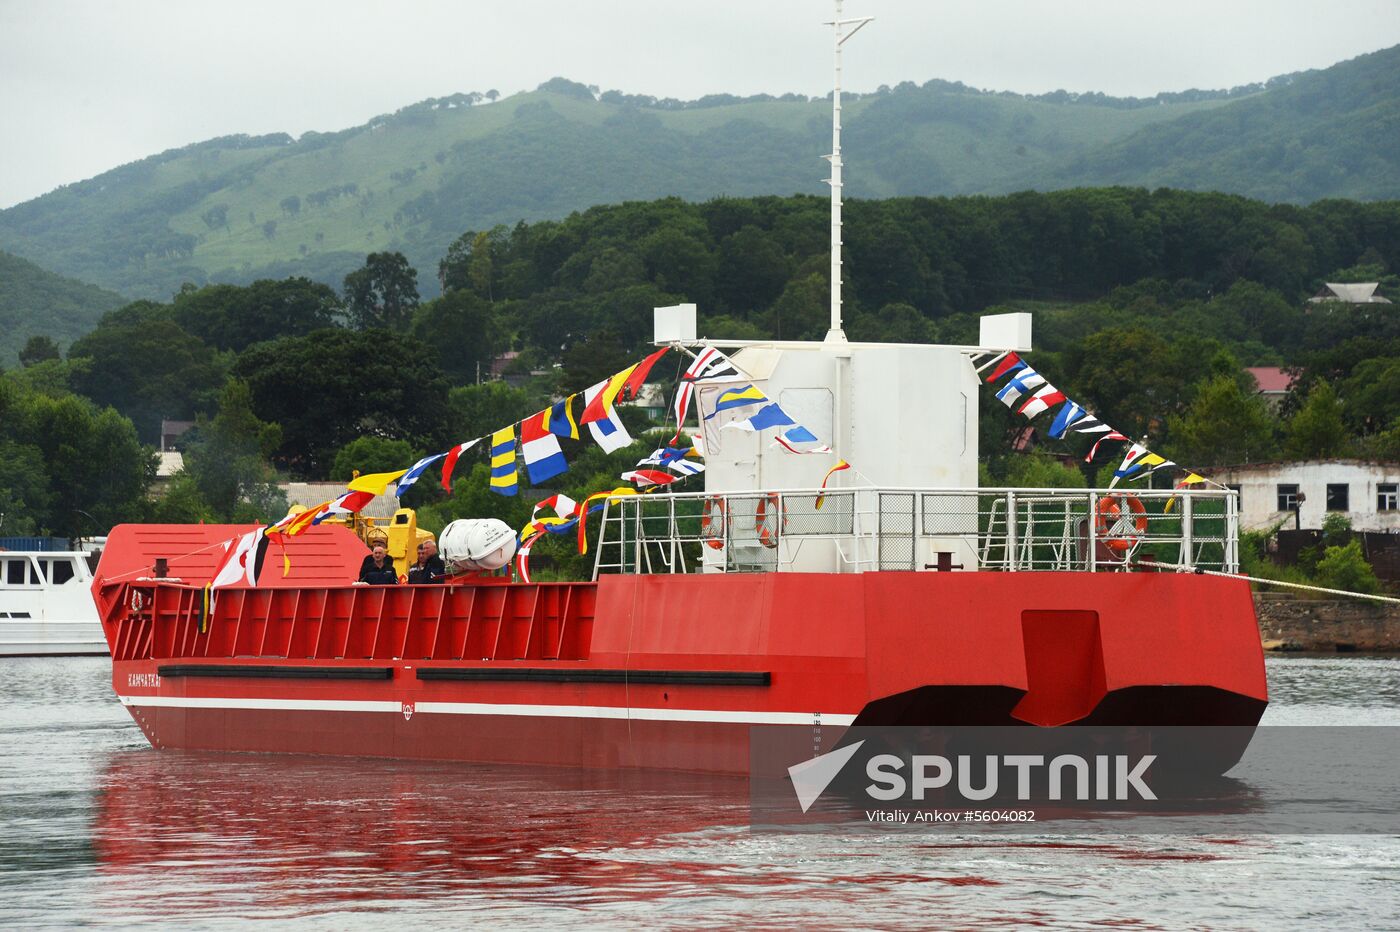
[1255,595,1400,652]
[1208,461,1400,532]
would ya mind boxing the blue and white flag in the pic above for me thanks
[638,446,692,468]
[994,367,1046,407]
[1048,400,1089,439]
[667,458,705,477]
[396,452,447,495]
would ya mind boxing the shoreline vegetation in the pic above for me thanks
[1,187,1396,592]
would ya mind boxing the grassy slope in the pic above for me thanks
[2,47,1395,302]
[1049,45,1400,201]
[0,250,125,364]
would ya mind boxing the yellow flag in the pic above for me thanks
[1164,473,1207,513]
[815,459,851,511]
[347,469,409,495]
[489,425,518,496]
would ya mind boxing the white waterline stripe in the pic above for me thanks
[119,695,399,713]
[116,694,855,726]
[418,702,856,726]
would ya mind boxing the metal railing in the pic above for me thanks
[590,486,1238,578]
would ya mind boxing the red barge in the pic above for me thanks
[92,6,1266,771]
[94,478,1267,774]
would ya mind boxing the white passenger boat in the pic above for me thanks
[0,551,106,656]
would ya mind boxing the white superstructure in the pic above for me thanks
[0,552,105,656]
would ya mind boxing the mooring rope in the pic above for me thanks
[1135,559,1400,606]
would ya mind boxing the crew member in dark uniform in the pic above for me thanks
[407,539,447,584]
[358,540,399,585]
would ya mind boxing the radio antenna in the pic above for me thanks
[823,0,873,344]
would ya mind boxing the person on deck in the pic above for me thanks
[406,539,446,585]
[358,540,399,585]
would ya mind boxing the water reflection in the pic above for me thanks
[4,656,1399,927]
[93,750,753,917]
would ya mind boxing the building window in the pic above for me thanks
[1381,483,1399,511]
[1326,483,1349,512]
[1227,484,1242,510]
[1277,484,1300,512]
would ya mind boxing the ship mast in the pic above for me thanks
[824,0,873,344]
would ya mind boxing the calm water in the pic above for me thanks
[3,656,1398,929]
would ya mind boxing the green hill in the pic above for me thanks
[0,251,125,364]
[1,46,1397,302]
[1048,46,1400,200]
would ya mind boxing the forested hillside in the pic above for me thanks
[0,251,125,364]
[2,44,1397,302]
[1052,45,1400,201]
[4,187,1398,545]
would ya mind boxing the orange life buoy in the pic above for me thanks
[700,497,726,550]
[755,493,785,549]
[1095,494,1148,553]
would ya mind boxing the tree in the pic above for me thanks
[67,316,226,444]
[18,335,61,367]
[999,454,1087,489]
[331,437,418,482]
[439,227,507,298]
[343,252,420,330]
[181,379,287,522]
[147,473,216,524]
[173,279,342,353]
[639,227,716,308]
[467,229,506,302]
[715,226,790,314]
[410,289,498,385]
[764,272,828,341]
[1166,374,1279,467]
[1314,539,1382,595]
[446,381,538,442]
[0,380,154,538]
[1340,357,1400,434]
[233,328,450,477]
[0,438,53,535]
[1367,417,1400,461]
[1061,327,1214,440]
[558,330,633,395]
[1286,381,1349,459]
[848,302,936,343]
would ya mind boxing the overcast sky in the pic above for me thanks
[2,0,1399,209]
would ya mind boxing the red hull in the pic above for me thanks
[98,524,1268,774]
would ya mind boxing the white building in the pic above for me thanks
[1204,460,1400,532]
[1307,283,1391,305]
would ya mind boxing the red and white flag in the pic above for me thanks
[1018,384,1067,419]
[440,439,481,491]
